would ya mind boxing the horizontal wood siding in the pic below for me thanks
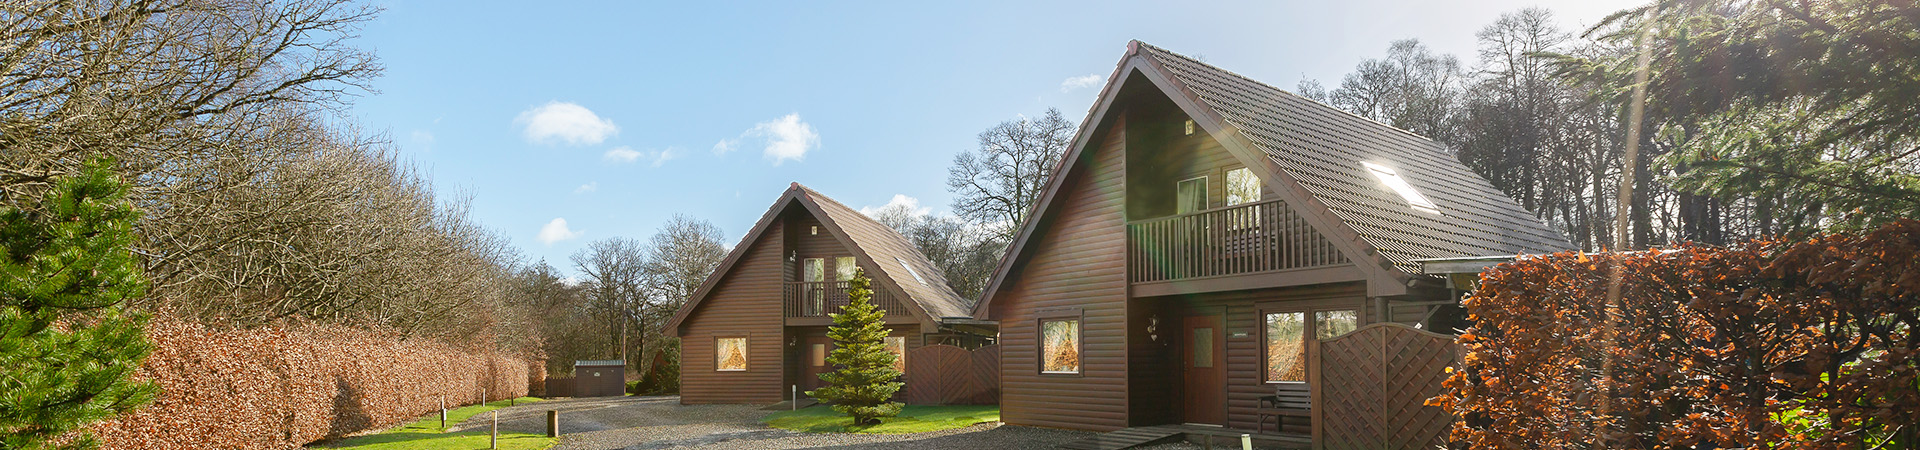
[991,116,1131,431]
[680,220,787,404]
[784,324,922,389]
[1150,283,1366,431]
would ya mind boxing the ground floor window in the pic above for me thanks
[1266,308,1359,383]
[717,337,748,371]
[885,336,907,372]
[1041,319,1081,374]
[810,342,827,367]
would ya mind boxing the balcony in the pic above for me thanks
[782,280,908,319]
[1127,199,1349,285]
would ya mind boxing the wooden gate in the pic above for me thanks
[901,344,999,405]
[1310,323,1461,450]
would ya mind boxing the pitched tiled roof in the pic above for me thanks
[1135,42,1574,271]
[796,185,976,319]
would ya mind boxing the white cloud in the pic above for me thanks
[720,113,819,165]
[1060,74,1104,92]
[650,147,682,167]
[409,130,435,152]
[603,146,642,163]
[574,182,598,194]
[516,101,618,146]
[860,194,932,218]
[537,218,584,245]
[604,146,680,166]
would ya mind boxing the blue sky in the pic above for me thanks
[350,0,1643,274]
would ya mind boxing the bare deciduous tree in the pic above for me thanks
[947,108,1077,241]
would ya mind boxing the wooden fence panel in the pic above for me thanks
[1311,323,1460,450]
[901,344,999,405]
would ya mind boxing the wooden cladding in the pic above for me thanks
[781,281,908,318]
[1127,199,1348,283]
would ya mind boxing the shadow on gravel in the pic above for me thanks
[621,429,797,449]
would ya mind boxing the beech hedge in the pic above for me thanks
[1433,219,1920,449]
[88,318,542,450]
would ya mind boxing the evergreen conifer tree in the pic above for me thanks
[805,268,903,426]
[1,159,157,450]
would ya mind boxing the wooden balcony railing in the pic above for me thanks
[783,281,908,318]
[1127,199,1348,283]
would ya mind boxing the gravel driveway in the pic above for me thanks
[458,395,1101,450]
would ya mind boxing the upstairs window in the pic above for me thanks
[834,256,857,281]
[1362,162,1440,214]
[1226,168,1261,206]
[1177,176,1208,214]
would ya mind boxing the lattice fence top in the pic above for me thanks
[1313,323,1462,450]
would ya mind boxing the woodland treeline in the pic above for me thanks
[0,0,742,388]
[1300,2,1917,250]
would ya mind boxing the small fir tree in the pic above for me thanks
[805,268,903,426]
[1,159,158,450]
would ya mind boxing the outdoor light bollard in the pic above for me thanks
[490,410,499,449]
[1240,433,1252,450]
[547,410,560,437]
[439,396,447,429]
[791,385,798,411]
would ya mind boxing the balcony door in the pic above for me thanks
[803,258,825,315]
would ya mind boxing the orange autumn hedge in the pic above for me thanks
[1434,219,1920,449]
[88,318,543,450]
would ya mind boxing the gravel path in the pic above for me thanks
[458,395,1100,449]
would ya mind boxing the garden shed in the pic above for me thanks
[573,359,626,397]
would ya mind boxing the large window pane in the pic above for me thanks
[1177,177,1208,214]
[1226,168,1261,206]
[1265,312,1305,382]
[835,256,857,281]
[1193,327,1214,368]
[886,336,907,372]
[1316,310,1359,339]
[717,337,748,371]
[1041,319,1081,374]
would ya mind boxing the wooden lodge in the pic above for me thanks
[972,41,1573,435]
[663,183,996,405]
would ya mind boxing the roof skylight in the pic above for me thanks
[894,256,927,285]
[1362,162,1440,215]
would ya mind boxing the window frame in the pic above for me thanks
[714,336,749,372]
[1176,176,1209,215]
[1260,306,1362,384]
[885,335,907,372]
[1035,308,1084,376]
[1224,167,1262,207]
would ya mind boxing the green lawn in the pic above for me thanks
[762,404,1000,434]
[316,397,555,450]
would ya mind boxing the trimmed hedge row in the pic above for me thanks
[90,318,541,450]
[1435,219,1920,449]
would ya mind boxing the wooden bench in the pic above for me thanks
[1255,383,1310,433]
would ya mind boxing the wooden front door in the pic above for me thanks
[1183,314,1226,425]
[802,336,834,391]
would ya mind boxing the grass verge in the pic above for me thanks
[315,397,554,449]
[762,404,1000,434]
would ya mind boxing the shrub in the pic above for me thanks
[806,269,904,426]
[1433,219,1920,449]
[0,160,157,450]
